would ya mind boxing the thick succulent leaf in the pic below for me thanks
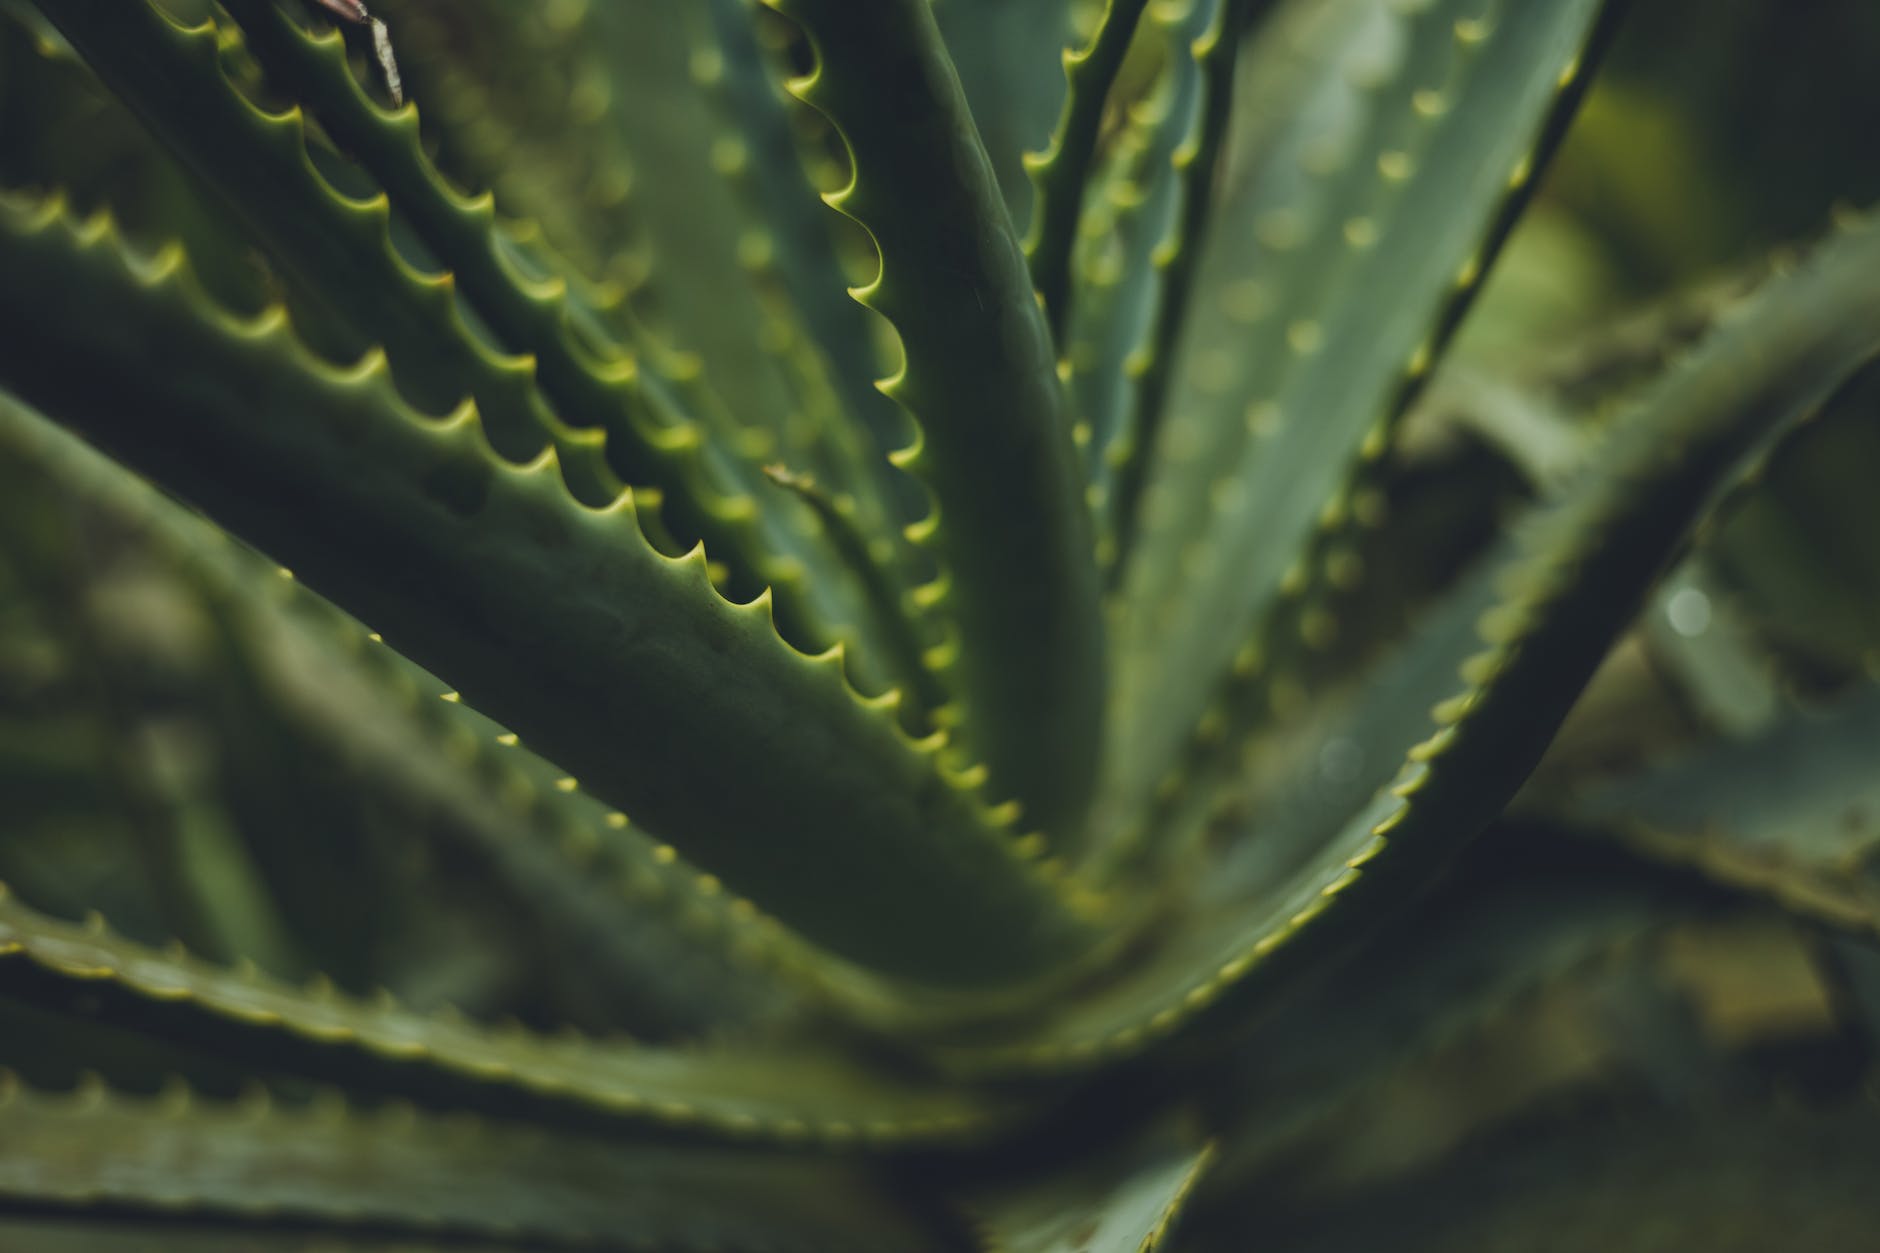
[967,1123,1215,1253]
[1701,364,1880,672]
[1637,563,1783,737]
[34,0,932,702]
[931,0,1077,223]
[372,0,920,592]
[1227,921,1827,1211]
[1099,0,1248,573]
[1024,0,1153,340]
[0,1224,525,1253]
[251,0,940,711]
[539,0,935,618]
[0,1076,954,1252]
[1104,0,1619,829]
[0,196,1098,986]
[919,208,1880,1074]
[34,0,548,442]
[1419,336,1785,747]
[0,394,816,1036]
[1065,0,1217,505]
[764,0,1107,843]
[700,0,915,473]
[553,2,902,495]
[355,0,636,280]
[1208,1096,1880,1253]
[0,886,1009,1147]
[1565,681,1880,934]
[0,8,268,316]
[1204,834,1673,1188]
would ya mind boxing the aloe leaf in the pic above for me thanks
[1204,834,1671,1189]
[1101,0,1250,575]
[0,196,1097,986]
[1703,365,1880,671]
[1025,0,1153,341]
[764,0,1107,843]
[922,207,1880,1073]
[357,0,636,280]
[931,0,1077,222]
[0,1225,522,1253]
[701,0,914,474]
[1564,682,1880,934]
[554,1,934,613]
[1212,1096,1880,1253]
[1421,360,1788,741]
[0,884,1012,1147]
[228,0,933,708]
[0,1076,955,1252]
[0,471,298,974]
[967,1123,1216,1252]
[0,8,269,317]
[1106,0,1620,827]
[316,0,947,721]
[1084,0,1393,549]
[1070,0,1219,526]
[1418,345,1785,745]
[1637,564,1782,738]
[763,464,951,719]
[374,0,919,577]
[32,0,547,444]
[34,0,932,702]
[0,393,821,1036]
[556,2,890,475]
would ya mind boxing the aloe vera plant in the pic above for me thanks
[4,0,1880,1247]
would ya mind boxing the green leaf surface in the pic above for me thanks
[968,1123,1215,1253]
[1025,0,1153,341]
[1204,835,1671,1188]
[0,1076,954,1252]
[0,884,1008,1147]
[1100,0,1250,576]
[1637,564,1783,738]
[700,0,916,474]
[921,207,1880,1074]
[1567,681,1880,934]
[38,0,928,700]
[1105,0,1618,827]
[0,392,808,1037]
[1210,1096,1880,1253]
[764,0,1107,844]
[0,7,268,317]
[0,1224,527,1253]
[1703,364,1880,671]
[931,0,1077,223]
[1073,0,1222,554]
[0,195,1097,986]
[562,0,899,499]
[359,0,637,284]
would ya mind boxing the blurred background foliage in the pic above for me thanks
[3,0,1880,1245]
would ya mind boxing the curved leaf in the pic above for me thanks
[0,195,1097,985]
[1208,1096,1880,1253]
[921,207,1880,1073]
[0,393,808,1036]
[1567,681,1880,934]
[1105,0,1621,831]
[931,0,1076,222]
[36,0,929,701]
[0,1075,954,1252]
[764,0,1107,844]
[968,1124,1215,1253]
[0,885,1008,1147]
[1025,0,1154,340]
